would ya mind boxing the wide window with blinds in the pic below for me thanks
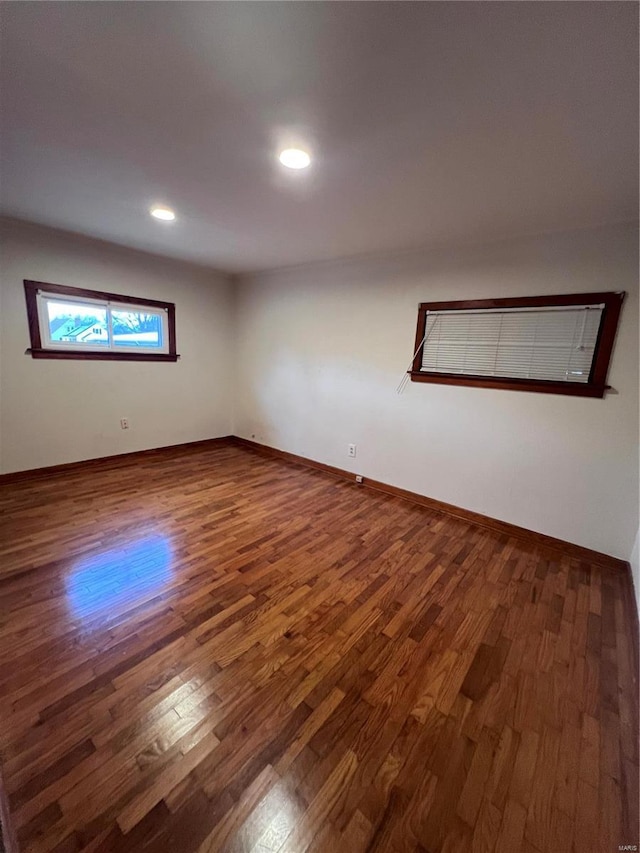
[410,292,624,397]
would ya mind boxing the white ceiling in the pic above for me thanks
[1,2,637,273]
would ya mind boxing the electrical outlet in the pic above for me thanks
[120,418,129,430]
[348,443,356,457]
[355,475,364,484]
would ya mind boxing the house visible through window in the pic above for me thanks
[24,280,178,361]
[410,292,624,397]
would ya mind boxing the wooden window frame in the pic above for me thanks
[410,291,624,397]
[24,280,179,362]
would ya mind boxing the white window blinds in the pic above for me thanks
[420,304,604,383]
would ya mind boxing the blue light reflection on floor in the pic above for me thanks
[65,534,174,619]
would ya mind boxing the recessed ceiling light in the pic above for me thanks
[150,206,176,221]
[278,148,311,170]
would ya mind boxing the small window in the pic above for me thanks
[24,280,178,362]
[410,292,624,397]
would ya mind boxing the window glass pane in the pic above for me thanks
[46,300,109,345]
[111,310,163,348]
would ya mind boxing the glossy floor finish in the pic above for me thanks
[0,442,638,853]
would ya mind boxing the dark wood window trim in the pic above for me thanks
[24,280,179,362]
[410,291,624,397]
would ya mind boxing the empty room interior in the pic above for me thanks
[0,2,639,852]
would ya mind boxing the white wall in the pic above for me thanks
[0,219,234,473]
[234,223,639,561]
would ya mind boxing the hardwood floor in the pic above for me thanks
[0,441,637,853]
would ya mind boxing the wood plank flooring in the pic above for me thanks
[0,441,638,853]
